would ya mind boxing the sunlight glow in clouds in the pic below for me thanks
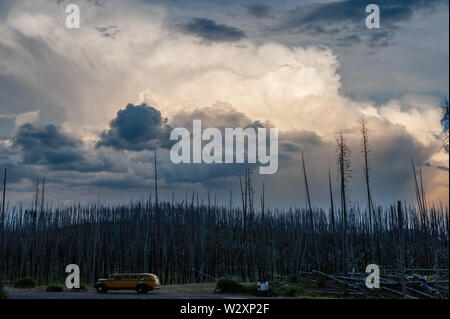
[0,0,447,205]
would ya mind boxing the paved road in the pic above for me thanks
[6,288,265,299]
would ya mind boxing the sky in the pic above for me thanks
[0,0,448,208]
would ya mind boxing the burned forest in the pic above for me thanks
[0,124,448,294]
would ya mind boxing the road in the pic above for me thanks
[5,288,267,299]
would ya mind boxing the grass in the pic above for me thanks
[0,279,7,300]
[215,278,312,297]
[46,284,64,292]
[216,278,247,293]
[212,277,358,298]
[6,279,90,293]
[14,278,36,289]
[162,282,217,295]
[70,282,90,292]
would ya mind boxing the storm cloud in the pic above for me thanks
[242,4,273,18]
[13,123,83,166]
[97,103,173,151]
[180,18,246,43]
[271,0,448,47]
[12,123,119,173]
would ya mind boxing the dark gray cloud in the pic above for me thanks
[97,103,172,151]
[242,4,273,18]
[278,130,324,162]
[0,0,13,19]
[161,162,251,184]
[0,117,14,139]
[180,18,246,42]
[13,123,83,166]
[365,126,435,202]
[57,0,104,7]
[272,0,448,47]
[12,123,118,173]
[95,25,120,39]
[336,34,362,47]
[0,142,37,184]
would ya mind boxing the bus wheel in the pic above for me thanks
[137,286,148,294]
[96,285,107,293]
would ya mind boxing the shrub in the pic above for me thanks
[0,280,8,300]
[14,278,36,289]
[282,286,301,297]
[288,275,298,283]
[243,283,258,295]
[216,278,246,293]
[79,283,89,290]
[316,276,327,288]
[46,284,64,292]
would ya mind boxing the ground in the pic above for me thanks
[5,283,274,299]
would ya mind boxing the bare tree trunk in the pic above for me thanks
[337,131,351,274]
[397,201,406,296]
[361,118,375,263]
[0,169,6,274]
[154,149,159,276]
[301,152,319,270]
[328,169,337,273]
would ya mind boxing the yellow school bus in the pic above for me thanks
[95,273,161,293]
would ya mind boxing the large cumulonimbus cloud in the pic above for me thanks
[0,0,447,205]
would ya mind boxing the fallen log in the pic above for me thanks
[406,287,434,298]
[312,270,368,294]
[412,274,443,298]
[381,286,417,299]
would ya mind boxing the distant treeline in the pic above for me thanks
[0,195,448,285]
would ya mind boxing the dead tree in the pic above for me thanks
[440,97,449,152]
[301,152,319,270]
[40,178,45,213]
[154,149,159,276]
[397,201,407,295]
[360,118,375,263]
[411,158,427,215]
[0,169,6,273]
[239,170,248,281]
[328,169,337,272]
[337,131,351,274]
